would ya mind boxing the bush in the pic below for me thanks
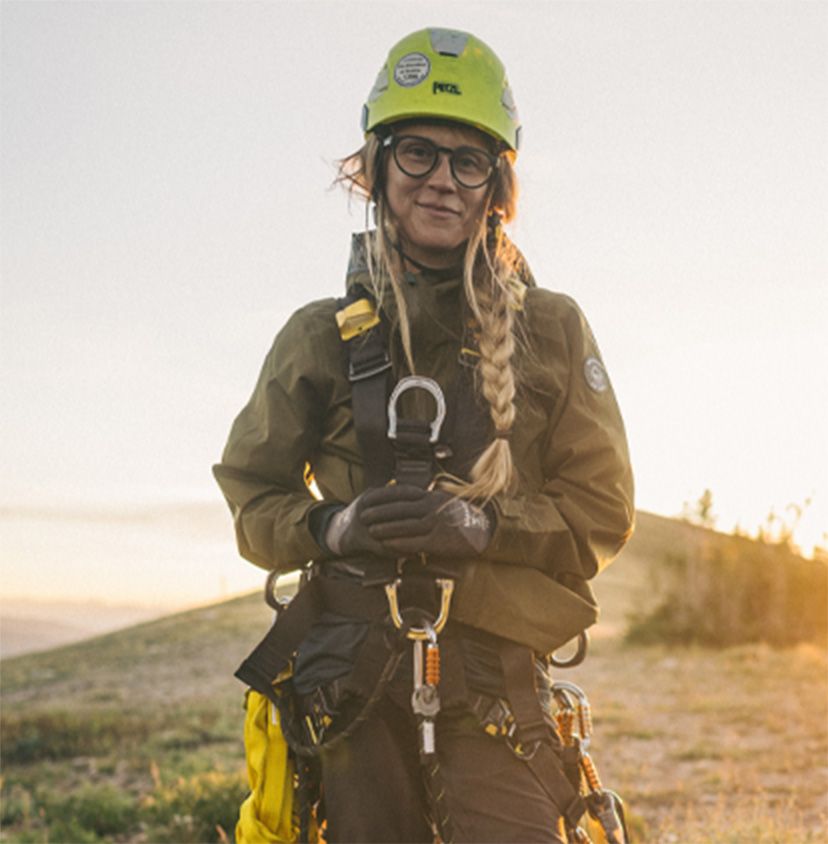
[142,770,248,843]
[0,706,229,764]
[49,785,138,837]
[0,784,32,827]
[0,709,154,764]
[0,786,140,843]
[626,535,828,647]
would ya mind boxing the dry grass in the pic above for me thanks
[563,639,828,841]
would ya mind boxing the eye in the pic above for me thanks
[398,139,435,161]
[454,149,489,175]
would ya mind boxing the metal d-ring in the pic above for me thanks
[549,630,589,669]
[264,569,292,616]
[387,376,447,443]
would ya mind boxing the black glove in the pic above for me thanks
[323,492,395,558]
[360,484,494,557]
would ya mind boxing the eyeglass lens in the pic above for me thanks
[393,136,494,189]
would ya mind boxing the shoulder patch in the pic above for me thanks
[584,356,609,393]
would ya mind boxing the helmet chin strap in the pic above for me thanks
[390,239,463,275]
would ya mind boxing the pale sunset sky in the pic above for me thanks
[2,0,826,609]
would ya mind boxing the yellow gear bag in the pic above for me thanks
[236,690,297,844]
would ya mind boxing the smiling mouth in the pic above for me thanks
[417,203,460,216]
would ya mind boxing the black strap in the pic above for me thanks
[498,639,586,829]
[524,742,587,830]
[339,289,395,487]
[391,419,438,488]
[498,640,548,746]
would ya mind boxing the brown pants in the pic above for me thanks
[318,692,566,844]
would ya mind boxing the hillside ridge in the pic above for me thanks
[0,509,778,709]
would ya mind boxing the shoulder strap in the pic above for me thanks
[335,287,395,487]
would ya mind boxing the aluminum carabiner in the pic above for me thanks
[384,577,455,640]
[387,375,447,443]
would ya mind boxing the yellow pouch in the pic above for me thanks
[236,691,297,844]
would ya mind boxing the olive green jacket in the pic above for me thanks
[214,234,634,652]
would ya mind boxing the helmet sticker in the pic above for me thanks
[429,29,468,57]
[367,65,389,103]
[394,52,431,88]
[501,82,519,120]
[584,357,610,393]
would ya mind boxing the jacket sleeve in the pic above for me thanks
[485,293,634,580]
[212,301,338,572]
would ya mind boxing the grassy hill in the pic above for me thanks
[0,601,165,661]
[1,512,826,843]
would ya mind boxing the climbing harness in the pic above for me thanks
[234,289,630,844]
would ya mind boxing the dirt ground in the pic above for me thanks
[560,635,828,841]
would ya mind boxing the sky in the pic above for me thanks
[2,0,826,608]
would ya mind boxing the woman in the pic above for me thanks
[216,27,634,844]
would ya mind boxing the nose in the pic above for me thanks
[425,151,456,190]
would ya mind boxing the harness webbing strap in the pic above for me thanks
[391,419,437,488]
[340,291,394,488]
[498,640,587,829]
[525,744,587,830]
[498,640,548,745]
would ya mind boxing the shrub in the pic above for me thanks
[0,709,153,764]
[0,706,231,765]
[0,784,32,827]
[47,785,138,837]
[142,770,248,843]
[626,535,828,647]
[0,786,140,843]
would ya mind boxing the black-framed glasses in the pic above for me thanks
[383,134,499,190]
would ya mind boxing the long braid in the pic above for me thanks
[439,220,519,500]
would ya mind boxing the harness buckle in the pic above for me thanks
[387,376,447,443]
[347,353,392,382]
[336,297,381,341]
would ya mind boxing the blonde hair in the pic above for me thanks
[337,130,523,501]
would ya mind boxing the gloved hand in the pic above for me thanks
[359,484,494,557]
[323,492,395,557]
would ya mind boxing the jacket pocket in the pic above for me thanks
[452,561,598,654]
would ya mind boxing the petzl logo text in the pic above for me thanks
[433,81,461,95]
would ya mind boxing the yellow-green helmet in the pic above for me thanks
[362,28,521,152]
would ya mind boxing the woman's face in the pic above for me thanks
[383,122,492,269]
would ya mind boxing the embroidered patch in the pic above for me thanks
[394,52,430,87]
[584,356,609,393]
